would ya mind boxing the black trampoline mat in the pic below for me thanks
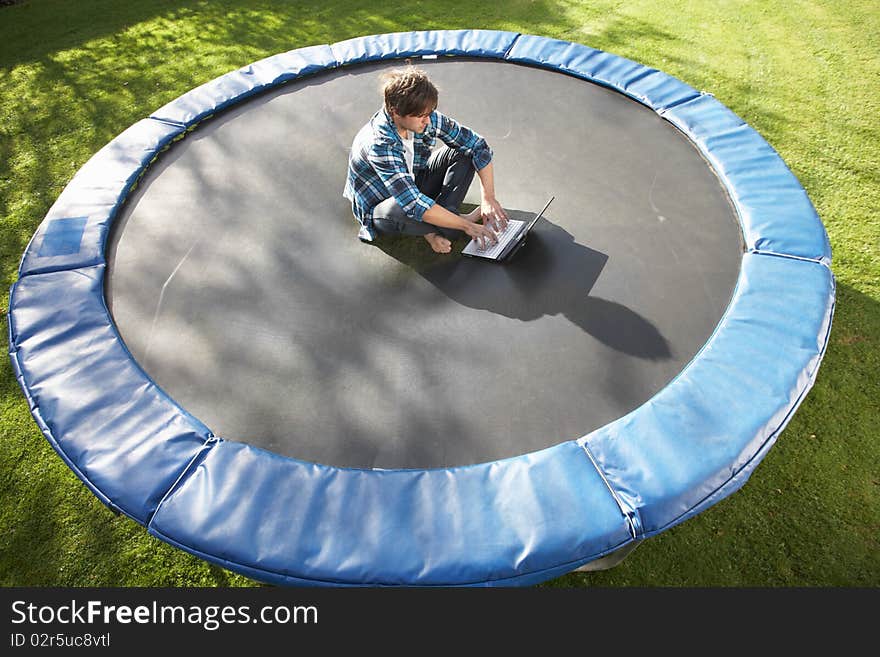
[106,58,743,469]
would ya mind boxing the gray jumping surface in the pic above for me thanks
[106,58,742,470]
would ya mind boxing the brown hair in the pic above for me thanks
[380,63,438,116]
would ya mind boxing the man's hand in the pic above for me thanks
[462,219,498,251]
[481,196,509,232]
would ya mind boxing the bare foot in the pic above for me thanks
[424,232,452,254]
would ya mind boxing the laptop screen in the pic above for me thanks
[523,196,555,235]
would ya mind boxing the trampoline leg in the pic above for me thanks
[574,540,643,572]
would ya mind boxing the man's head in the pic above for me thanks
[381,65,438,131]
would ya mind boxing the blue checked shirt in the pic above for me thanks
[343,108,493,241]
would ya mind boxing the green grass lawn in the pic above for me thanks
[1,0,877,587]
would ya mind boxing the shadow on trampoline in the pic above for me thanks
[374,212,672,361]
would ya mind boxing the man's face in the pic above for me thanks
[392,108,432,135]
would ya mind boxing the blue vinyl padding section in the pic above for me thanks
[7,266,212,522]
[662,97,831,263]
[330,29,520,65]
[18,119,184,277]
[701,125,831,263]
[151,45,337,128]
[7,30,835,586]
[506,34,702,111]
[581,254,835,535]
[150,440,632,586]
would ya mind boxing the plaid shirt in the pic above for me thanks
[343,108,493,241]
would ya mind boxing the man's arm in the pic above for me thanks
[475,162,508,231]
[423,204,498,250]
[433,111,508,230]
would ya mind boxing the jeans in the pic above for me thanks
[372,146,476,240]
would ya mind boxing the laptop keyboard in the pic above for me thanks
[472,219,524,259]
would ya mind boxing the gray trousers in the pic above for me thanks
[372,146,476,240]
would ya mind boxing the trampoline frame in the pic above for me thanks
[8,30,834,586]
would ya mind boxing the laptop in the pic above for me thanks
[461,196,554,262]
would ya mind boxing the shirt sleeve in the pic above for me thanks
[433,110,493,170]
[367,141,435,221]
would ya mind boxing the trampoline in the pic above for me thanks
[8,31,835,586]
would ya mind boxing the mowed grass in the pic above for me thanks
[1,0,877,587]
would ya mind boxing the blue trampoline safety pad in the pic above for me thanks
[19,119,185,277]
[582,254,834,536]
[8,266,212,522]
[8,30,835,586]
[150,440,632,586]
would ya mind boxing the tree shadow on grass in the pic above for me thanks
[1,0,581,68]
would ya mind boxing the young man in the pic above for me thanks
[343,65,507,254]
